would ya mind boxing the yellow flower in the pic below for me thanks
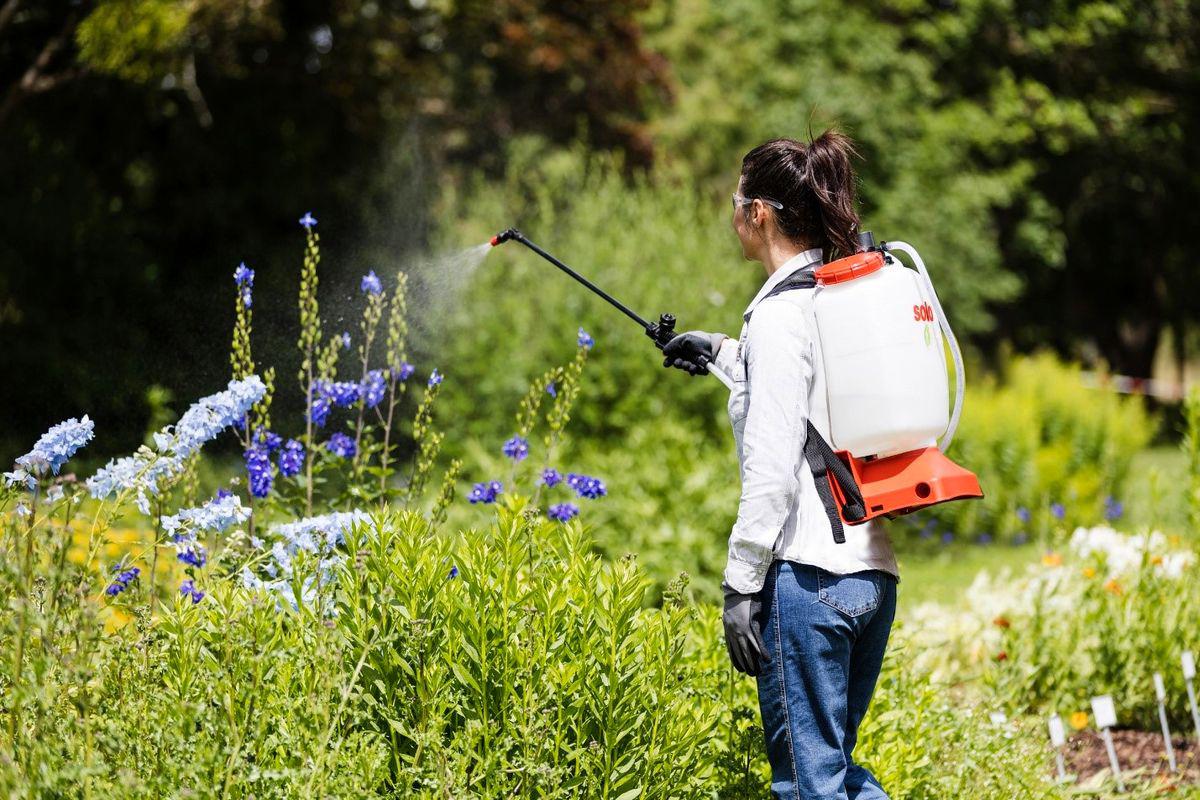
[1082,566,1096,579]
[1042,552,1063,567]
[1151,555,1163,566]
[1069,711,1088,730]
[1170,534,1181,547]
[1103,578,1123,596]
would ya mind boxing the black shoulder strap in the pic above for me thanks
[740,267,865,543]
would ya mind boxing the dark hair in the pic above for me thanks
[739,131,861,260]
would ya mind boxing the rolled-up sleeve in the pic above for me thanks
[723,299,813,594]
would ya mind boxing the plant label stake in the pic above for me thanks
[1183,651,1200,740]
[1091,695,1125,792]
[1047,713,1068,782]
[1154,672,1178,772]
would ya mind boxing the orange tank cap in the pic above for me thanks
[814,251,885,286]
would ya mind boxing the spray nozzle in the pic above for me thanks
[489,228,520,247]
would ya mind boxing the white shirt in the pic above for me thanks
[712,248,900,594]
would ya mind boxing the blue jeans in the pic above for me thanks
[755,560,898,800]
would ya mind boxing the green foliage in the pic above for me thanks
[920,352,1155,545]
[1184,386,1200,535]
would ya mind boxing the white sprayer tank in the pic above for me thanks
[813,252,949,459]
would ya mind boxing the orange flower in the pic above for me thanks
[993,616,1011,629]
[995,650,1008,662]
[1042,552,1063,567]
[1103,579,1123,595]
[1069,711,1089,730]
[1151,555,1163,566]
[1082,566,1096,579]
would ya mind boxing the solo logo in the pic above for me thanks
[912,302,934,323]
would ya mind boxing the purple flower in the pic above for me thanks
[234,262,254,307]
[541,468,562,488]
[105,567,139,597]
[547,502,579,522]
[309,393,331,427]
[176,542,207,568]
[448,565,459,580]
[341,332,351,351]
[1050,502,1065,520]
[940,531,954,545]
[360,270,383,295]
[502,435,529,461]
[394,362,415,381]
[577,327,594,349]
[1016,506,1031,524]
[977,533,993,545]
[244,445,273,499]
[428,369,443,388]
[361,370,387,409]
[566,472,606,500]
[468,480,503,504]
[546,381,557,398]
[255,428,282,452]
[278,439,304,477]
[299,211,318,229]
[1104,496,1124,521]
[326,432,356,459]
[179,578,205,604]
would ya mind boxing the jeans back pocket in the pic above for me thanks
[817,569,882,618]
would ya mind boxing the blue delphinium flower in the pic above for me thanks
[299,211,318,229]
[326,381,360,408]
[244,445,273,498]
[176,542,207,568]
[547,502,579,523]
[162,492,249,538]
[1016,506,1031,524]
[1050,502,1065,520]
[234,262,254,307]
[940,531,954,544]
[5,415,94,490]
[1013,531,1029,545]
[87,377,265,514]
[468,480,502,504]
[255,428,282,452]
[360,270,383,295]
[428,369,443,387]
[502,435,529,461]
[394,362,415,381]
[326,432,356,459]
[546,381,557,398]
[341,331,351,350]
[577,327,594,349]
[541,468,562,488]
[977,532,993,545]
[566,472,606,499]
[105,565,140,597]
[179,578,205,604]
[361,369,387,409]
[448,565,459,580]
[309,386,332,428]
[278,439,304,477]
[1104,496,1124,521]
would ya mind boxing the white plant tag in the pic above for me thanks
[1155,673,1167,702]
[1184,651,1196,680]
[1092,695,1117,729]
[1048,714,1066,747]
[989,711,1008,725]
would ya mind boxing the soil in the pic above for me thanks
[1062,728,1200,790]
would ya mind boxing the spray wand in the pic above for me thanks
[489,228,735,390]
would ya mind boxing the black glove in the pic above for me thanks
[662,331,727,376]
[722,590,770,676]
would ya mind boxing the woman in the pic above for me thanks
[663,132,901,800]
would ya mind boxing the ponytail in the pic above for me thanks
[739,130,862,260]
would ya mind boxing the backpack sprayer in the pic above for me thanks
[489,227,982,527]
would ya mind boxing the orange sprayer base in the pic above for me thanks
[832,446,984,525]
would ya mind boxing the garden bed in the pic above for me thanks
[1066,729,1200,788]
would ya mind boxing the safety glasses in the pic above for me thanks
[732,193,784,211]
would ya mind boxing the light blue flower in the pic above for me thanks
[5,415,95,489]
[234,263,254,307]
[299,211,318,229]
[546,381,557,398]
[577,327,594,349]
[360,270,383,295]
[428,369,443,387]
[541,468,562,488]
[161,492,249,538]
[394,362,415,381]
[325,380,360,408]
[1050,502,1065,520]
[361,369,387,408]
[179,578,205,604]
[341,331,351,350]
